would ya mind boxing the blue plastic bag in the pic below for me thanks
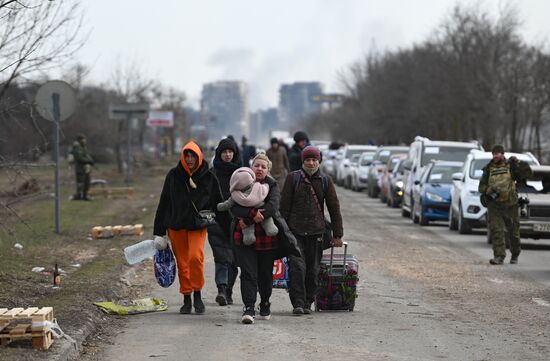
[154,247,176,288]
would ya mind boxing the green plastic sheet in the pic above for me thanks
[94,297,168,315]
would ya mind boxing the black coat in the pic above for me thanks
[288,144,303,172]
[231,175,301,259]
[153,161,222,236]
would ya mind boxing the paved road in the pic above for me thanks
[83,187,550,361]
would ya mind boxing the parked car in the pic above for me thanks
[402,136,483,218]
[350,151,376,192]
[367,146,409,198]
[411,161,464,226]
[321,149,339,179]
[379,153,408,203]
[450,150,540,234]
[344,154,361,189]
[386,158,407,208]
[335,145,377,186]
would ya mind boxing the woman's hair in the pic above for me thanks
[251,152,272,171]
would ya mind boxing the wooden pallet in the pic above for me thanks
[91,224,144,239]
[88,187,133,199]
[0,307,54,350]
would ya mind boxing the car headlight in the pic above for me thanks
[426,192,444,202]
[396,181,404,188]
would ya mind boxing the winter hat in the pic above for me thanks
[270,137,279,145]
[293,131,309,143]
[491,144,505,154]
[229,167,256,193]
[251,152,272,171]
[302,145,321,162]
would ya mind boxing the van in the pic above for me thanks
[401,136,483,217]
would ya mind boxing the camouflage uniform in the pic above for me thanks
[478,158,532,259]
[71,137,94,200]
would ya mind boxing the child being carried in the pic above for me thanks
[217,167,278,245]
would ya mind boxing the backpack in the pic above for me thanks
[488,162,515,203]
[291,170,328,196]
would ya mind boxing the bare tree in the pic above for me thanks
[0,0,85,100]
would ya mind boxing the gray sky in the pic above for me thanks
[78,0,550,110]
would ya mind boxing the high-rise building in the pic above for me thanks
[201,81,249,144]
[249,107,279,145]
[278,82,323,127]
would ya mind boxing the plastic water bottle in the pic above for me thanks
[124,239,157,265]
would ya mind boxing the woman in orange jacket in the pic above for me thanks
[153,141,222,314]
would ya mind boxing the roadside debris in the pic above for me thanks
[91,224,144,239]
[31,267,45,273]
[94,298,168,315]
[14,243,23,249]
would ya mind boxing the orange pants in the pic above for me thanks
[168,228,207,294]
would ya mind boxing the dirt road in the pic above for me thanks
[80,187,550,361]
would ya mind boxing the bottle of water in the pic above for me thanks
[124,239,157,265]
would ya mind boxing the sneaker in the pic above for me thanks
[510,255,519,264]
[241,306,255,324]
[258,301,271,320]
[489,256,505,265]
[292,306,304,315]
[179,295,192,314]
[303,303,312,315]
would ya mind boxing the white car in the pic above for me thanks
[449,150,540,234]
[335,145,377,186]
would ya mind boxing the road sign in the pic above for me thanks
[35,81,76,121]
[109,103,149,120]
[147,110,174,127]
[35,80,77,234]
[310,93,344,103]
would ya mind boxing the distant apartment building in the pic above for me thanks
[201,81,249,144]
[278,82,323,127]
[249,107,279,145]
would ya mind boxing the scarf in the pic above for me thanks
[303,164,320,176]
[213,158,240,177]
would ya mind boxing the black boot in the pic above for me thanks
[193,291,205,314]
[179,294,192,314]
[226,287,233,305]
[489,256,505,265]
[216,284,228,306]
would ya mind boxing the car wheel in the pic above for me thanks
[449,205,458,231]
[419,203,429,226]
[386,195,392,207]
[458,204,472,234]
[401,207,410,217]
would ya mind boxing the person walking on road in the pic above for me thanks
[479,144,532,265]
[209,138,241,306]
[70,134,94,201]
[280,145,344,314]
[240,136,256,167]
[153,141,222,314]
[288,131,310,171]
[266,137,290,189]
[229,153,300,324]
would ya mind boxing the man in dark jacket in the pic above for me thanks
[288,131,309,171]
[209,137,241,305]
[240,136,256,167]
[71,134,94,200]
[280,145,343,314]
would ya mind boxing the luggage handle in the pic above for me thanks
[329,241,348,276]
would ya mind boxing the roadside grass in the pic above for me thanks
[0,157,175,358]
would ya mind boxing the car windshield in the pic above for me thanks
[421,146,476,166]
[388,157,402,171]
[469,158,538,180]
[360,152,375,165]
[428,165,463,184]
[376,149,406,163]
[346,148,372,159]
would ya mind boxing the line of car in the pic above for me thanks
[322,136,550,243]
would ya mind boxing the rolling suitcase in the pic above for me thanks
[315,242,358,311]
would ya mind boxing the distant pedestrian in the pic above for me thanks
[229,153,300,324]
[70,134,94,201]
[288,131,309,171]
[240,136,256,167]
[266,137,290,189]
[208,137,241,306]
[280,145,344,314]
[153,141,222,314]
[479,145,532,265]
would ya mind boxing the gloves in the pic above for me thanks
[153,236,168,250]
[509,156,518,163]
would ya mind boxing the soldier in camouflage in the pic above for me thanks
[479,145,532,265]
[71,134,94,201]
